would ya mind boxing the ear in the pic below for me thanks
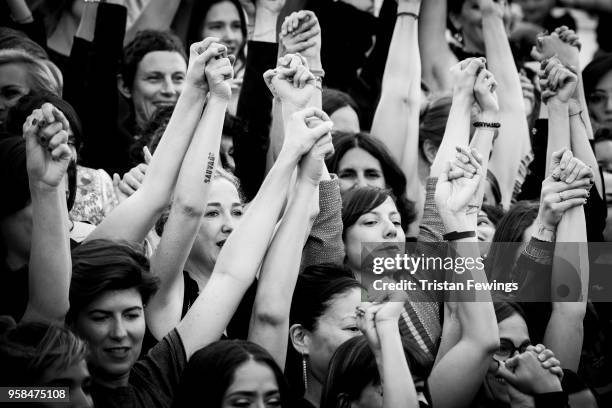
[422,139,439,165]
[289,324,310,355]
[117,74,132,99]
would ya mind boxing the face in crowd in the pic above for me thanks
[201,1,244,59]
[588,70,612,131]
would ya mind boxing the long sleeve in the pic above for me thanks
[63,3,132,175]
[301,176,345,270]
[235,41,277,201]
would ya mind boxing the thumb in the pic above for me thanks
[495,360,519,384]
[531,46,545,62]
[113,173,121,189]
[143,146,152,164]
[307,120,333,140]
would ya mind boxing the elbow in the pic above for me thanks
[252,309,286,328]
[172,195,205,219]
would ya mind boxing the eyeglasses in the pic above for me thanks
[493,339,531,360]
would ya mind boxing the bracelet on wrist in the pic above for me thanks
[310,69,325,79]
[397,11,419,19]
[473,121,501,129]
[443,231,476,241]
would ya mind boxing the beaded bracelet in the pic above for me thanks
[473,121,501,128]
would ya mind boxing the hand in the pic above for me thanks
[540,57,577,104]
[185,37,221,93]
[549,147,593,184]
[474,68,499,114]
[23,104,72,189]
[280,11,321,67]
[478,0,505,18]
[450,57,486,100]
[497,350,563,394]
[204,43,235,100]
[264,54,316,108]
[257,0,286,14]
[298,116,334,186]
[531,28,580,71]
[520,70,536,117]
[280,107,333,163]
[525,344,564,380]
[113,147,151,202]
[435,147,484,229]
[356,302,384,354]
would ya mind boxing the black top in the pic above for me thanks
[92,329,187,408]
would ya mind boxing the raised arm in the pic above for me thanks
[145,42,233,340]
[176,107,333,359]
[124,0,181,45]
[418,0,455,91]
[430,58,485,178]
[429,148,499,408]
[21,104,73,323]
[86,38,215,243]
[540,58,591,371]
[370,0,421,203]
[480,0,531,208]
[357,298,419,408]
[249,117,332,367]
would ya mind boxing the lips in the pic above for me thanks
[104,347,130,359]
[153,101,176,108]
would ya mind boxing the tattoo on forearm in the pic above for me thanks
[204,152,215,183]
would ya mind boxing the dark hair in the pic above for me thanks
[341,186,395,234]
[287,264,362,396]
[321,334,429,408]
[129,104,175,166]
[0,316,87,386]
[486,201,539,283]
[172,340,291,408]
[320,336,379,408]
[419,94,452,156]
[185,0,247,70]
[121,30,187,91]
[447,0,466,15]
[326,132,416,230]
[481,204,506,227]
[0,27,48,59]
[486,169,503,207]
[29,0,72,38]
[582,53,612,97]
[68,239,159,322]
[322,88,360,118]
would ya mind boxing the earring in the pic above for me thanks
[302,354,309,391]
[453,31,464,45]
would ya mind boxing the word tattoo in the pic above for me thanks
[204,152,215,183]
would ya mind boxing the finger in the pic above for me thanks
[50,143,72,161]
[576,165,593,182]
[294,107,331,122]
[537,349,555,361]
[549,366,564,378]
[307,120,334,139]
[565,161,583,183]
[293,65,305,88]
[541,358,561,369]
[123,173,141,191]
[291,14,317,35]
[113,173,121,189]
[143,146,153,164]
[466,58,486,75]
[552,197,587,212]
[41,103,56,123]
[118,180,136,196]
[39,122,64,143]
[531,46,545,62]
[495,361,518,383]
[190,37,220,57]
[51,107,70,130]
[437,161,452,183]
[559,149,573,170]
[47,129,69,150]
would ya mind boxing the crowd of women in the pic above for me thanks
[1,0,612,407]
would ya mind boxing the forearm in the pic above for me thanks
[124,0,181,45]
[569,110,602,195]
[253,6,279,43]
[418,0,453,91]
[250,178,317,367]
[377,322,419,408]
[6,0,33,23]
[24,185,70,322]
[371,8,420,165]
[430,95,472,177]
[546,102,571,173]
[87,88,205,243]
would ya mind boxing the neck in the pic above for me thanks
[91,366,130,389]
[184,257,213,290]
[304,370,322,408]
[47,12,79,57]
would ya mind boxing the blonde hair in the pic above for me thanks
[0,49,62,96]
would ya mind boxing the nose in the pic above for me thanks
[109,317,128,340]
[606,95,612,112]
[222,25,236,42]
[355,174,369,189]
[160,77,177,97]
[220,213,235,234]
[382,219,397,239]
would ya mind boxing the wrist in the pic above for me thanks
[546,99,569,110]
[477,110,500,123]
[397,2,420,15]
[208,92,231,105]
[440,212,474,232]
[533,216,557,241]
[30,180,63,195]
[182,85,209,101]
[253,7,279,42]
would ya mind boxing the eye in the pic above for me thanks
[124,313,140,320]
[231,22,242,30]
[232,209,244,217]
[345,326,360,332]
[205,210,220,217]
[231,399,251,407]
[208,23,223,30]
[338,169,356,179]
[266,396,281,407]
[173,73,185,82]
[90,314,107,322]
[365,170,381,179]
